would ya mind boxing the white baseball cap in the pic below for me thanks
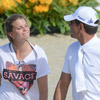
[64,6,99,26]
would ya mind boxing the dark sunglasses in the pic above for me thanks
[70,20,76,25]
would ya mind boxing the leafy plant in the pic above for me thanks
[0,0,99,38]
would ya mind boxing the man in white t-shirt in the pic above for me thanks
[53,6,100,100]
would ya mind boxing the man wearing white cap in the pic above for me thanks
[53,6,100,100]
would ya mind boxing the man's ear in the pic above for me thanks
[79,23,85,31]
[79,23,83,29]
[79,23,87,35]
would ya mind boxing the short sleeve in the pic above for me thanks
[0,56,3,74]
[36,48,50,78]
[62,45,72,74]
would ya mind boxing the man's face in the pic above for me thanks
[69,20,81,39]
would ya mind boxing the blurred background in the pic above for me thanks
[0,0,100,38]
[0,0,100,100]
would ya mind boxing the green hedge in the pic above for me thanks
[0,0,99,38]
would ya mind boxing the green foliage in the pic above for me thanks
[0,0,99,38]
[0,15,6,38]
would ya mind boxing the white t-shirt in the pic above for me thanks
[0,42,50,100]
[63,35,100,100]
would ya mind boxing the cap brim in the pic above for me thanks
[64,15,75,21]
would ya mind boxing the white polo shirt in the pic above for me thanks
[63,35,100,100]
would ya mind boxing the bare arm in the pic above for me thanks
[53,72,71,100]
[0,73,1,86]
[37,75,48,100]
